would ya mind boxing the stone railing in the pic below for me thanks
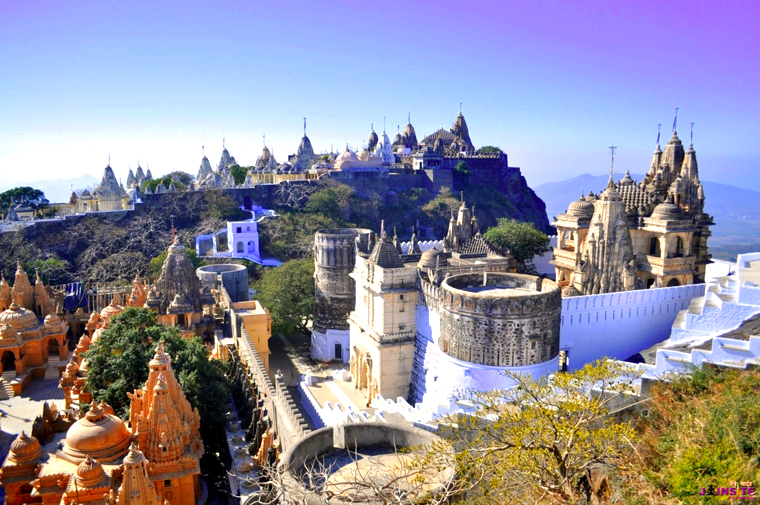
[638,255,696,274]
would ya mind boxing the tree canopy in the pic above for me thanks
[141,171,193,193]
[253,258,315,336]
[230,165,250,186]
[484,218,550,273]
[476,145,502,155]
[83,307,229,426]
[445,360,637,504]
[0,187,49,218]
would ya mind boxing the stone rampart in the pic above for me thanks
[439,273,561,366]
[560,284,706,369]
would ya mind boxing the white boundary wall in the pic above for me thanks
[560,284,706,369]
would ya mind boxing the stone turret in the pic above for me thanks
[93,164,128,199]
[311,228,371,362]
[11,263,33,311]
[450,111,475,154]
[373,130,395,166]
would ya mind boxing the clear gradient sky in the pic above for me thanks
[1,0,758,192]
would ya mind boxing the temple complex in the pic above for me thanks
[0,345,206,505]
[553,121,713,295]
[310,196,559,407]
[0,264,69,396]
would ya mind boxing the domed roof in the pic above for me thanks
[75,456,107,488]
[417,248,447,269]
[63,402,131,462]
[65,359,79,374]
[99,297,124,322]
[566,196,595,217]
[651,200,682,220]
[335,147,359,169]
[44,312,61,326]
[0,324,18,340]
[0,303,39,331]
[8,431,42,463]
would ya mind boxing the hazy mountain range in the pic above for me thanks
[534,173,760,247]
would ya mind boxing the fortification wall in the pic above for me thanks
[560,284,706,369]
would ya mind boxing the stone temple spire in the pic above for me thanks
[115,442,162,505]
[571,180,637,295]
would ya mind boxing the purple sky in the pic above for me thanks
[1,0,758,192]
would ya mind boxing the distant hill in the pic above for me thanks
[0,174,100,203]
[534,173,760,247]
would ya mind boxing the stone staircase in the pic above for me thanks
[45,356,61,380]
[0,378,13,399]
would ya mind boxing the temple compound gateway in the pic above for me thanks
[312,198,562,407]
[553,122,712,296]
[0,345,205,505]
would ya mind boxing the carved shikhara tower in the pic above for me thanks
[553,126,713,296]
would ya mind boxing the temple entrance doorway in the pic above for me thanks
[334,343,342,361]
[2,351,15,372]
[667,278,680,287]
[48,338,59,357]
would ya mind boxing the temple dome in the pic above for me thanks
[65,360,79,374]
[417,248,447,269]
[100,298,124,322]
[9,431,42,463]
[63,402,132,462]
[651,201,682,220]
[0,324,18,340]
[75,456,107,488]
[335,148,359,169]
[44,313,61,326]
[0,303,38,331]
[566,197,595,217]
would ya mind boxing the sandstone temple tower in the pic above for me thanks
[553,119,713,295]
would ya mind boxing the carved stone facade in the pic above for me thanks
[553,125,712,295]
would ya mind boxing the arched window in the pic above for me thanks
[667,278,680,287]
[646,278,656,289]
[649,237,661,257]
[675,237,684,257]
[236,241,244,253]
[248,240,256,254]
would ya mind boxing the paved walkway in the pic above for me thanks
[0,378,65,463]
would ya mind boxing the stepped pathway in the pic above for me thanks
[44,356,61,380]
[0,379,12,400]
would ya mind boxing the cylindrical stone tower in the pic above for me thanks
[312,229,370,362]
[438,272,561,367]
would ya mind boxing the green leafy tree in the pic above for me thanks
[0,187,49,218]
[476,145,502,155]
[230,164,250,186]
[453,161,471,186]
[444,360,638,503]
[484,218,550,273]
[83,307,229,426]
[253,258,315,336]
[304,184,355,223]
[422,187,460,236]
